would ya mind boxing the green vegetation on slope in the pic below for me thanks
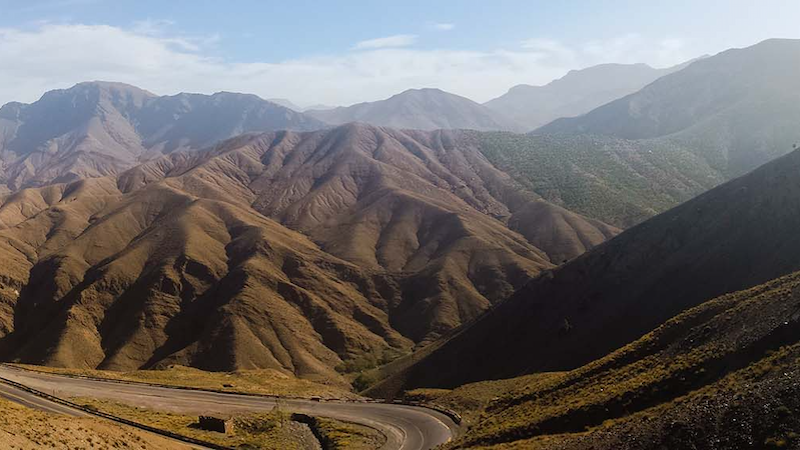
[477,132,722,227]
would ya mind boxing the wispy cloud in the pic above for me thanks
[131,18,219,52]
[0,23,695,108]
[522,34,691,68]
[581,33,689,67]
[353,34,417,50]
[431,22,455,31]
[520,38,578,65]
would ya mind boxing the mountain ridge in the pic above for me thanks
[0,123,617,380]
[0,81,327,192]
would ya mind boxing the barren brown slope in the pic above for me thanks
[0,125,615,379]
[0,178,412,382]
[119,124,616,339]
[0,398,191,449]
[372,144,800,393]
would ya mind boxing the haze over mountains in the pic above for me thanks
[541,39,800,177]
[484,61,689,131]
[267,98,336,112]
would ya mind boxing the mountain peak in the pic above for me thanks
[0,82,327,190]
[396,87,449,96]
[307,87,521,131]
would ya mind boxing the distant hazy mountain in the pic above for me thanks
[539,39,800,176]
[485,62,690,131]
[0,82,326,190]
[306,88,524,131]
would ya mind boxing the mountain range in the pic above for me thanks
[0,82,325,192]
[0,123,615,382]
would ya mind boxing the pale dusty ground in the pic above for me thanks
[0,398,192,450]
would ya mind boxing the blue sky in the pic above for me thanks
[1,0,799,106]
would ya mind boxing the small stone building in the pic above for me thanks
[198,415,235,434]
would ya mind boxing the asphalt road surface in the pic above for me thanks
[0,365,457,450]
[0,380,90,417]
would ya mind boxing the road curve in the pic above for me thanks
[0,365,457,450]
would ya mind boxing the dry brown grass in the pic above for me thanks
[0,397,191,449]
[75,397,384,450]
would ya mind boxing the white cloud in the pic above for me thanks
[0,23,697,108]
[353,34,417,50]
[432,23,455,31]
[520,38,578,66]
[581,33,690,67]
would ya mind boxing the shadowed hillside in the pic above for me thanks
[370,144,800,393]
[435,271,800,449]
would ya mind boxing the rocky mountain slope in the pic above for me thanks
[0,82,325,192]
[306,88,523,132]
[372,143,800,392]
[0,124,616,380]
[539,39,800,177]
[485,62,688,131]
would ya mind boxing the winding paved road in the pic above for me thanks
[0,365,456,450]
